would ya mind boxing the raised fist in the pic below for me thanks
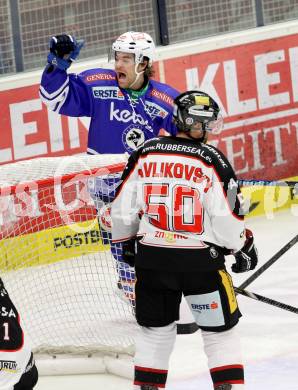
[47,34,84,70]
[50,34,76,58]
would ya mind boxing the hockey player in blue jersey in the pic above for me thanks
[39,31,180,306]
[39,32,179,152]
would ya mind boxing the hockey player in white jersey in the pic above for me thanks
[111,90,258,390]
[0,278,38,390]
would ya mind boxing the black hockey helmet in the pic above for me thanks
[173,90,222,137]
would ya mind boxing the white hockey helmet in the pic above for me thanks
[112,31,155,66]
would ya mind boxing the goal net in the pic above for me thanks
[0,154,139,374]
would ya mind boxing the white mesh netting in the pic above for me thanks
[0,154,141,356]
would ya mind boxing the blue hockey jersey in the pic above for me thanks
[39,67,179,154]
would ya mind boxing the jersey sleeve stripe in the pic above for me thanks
[39,77,69,100]
[87,147,100,155]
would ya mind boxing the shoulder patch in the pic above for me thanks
[84,71,116,83]
[151,89,174,106]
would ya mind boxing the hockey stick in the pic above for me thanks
[239,179,298,189]
[179,235,298,334]
[166,190,297,334]
[234,287,298,314]
[238,234,298,290]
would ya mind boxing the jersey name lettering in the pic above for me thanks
[138,161,212,190]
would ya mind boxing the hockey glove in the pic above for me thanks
[47,34,84,70]
[122,239,136,267]
[232,229,258,273]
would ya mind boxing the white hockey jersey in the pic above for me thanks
[111,136,246,259]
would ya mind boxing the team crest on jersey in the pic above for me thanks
[92,86,124,100]
[123,125,145,152]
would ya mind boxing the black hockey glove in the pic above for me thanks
[122,239,136,267]
[47,34,84,70]
[232,229,258,273]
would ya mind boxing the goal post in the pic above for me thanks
[0,154,139,376]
